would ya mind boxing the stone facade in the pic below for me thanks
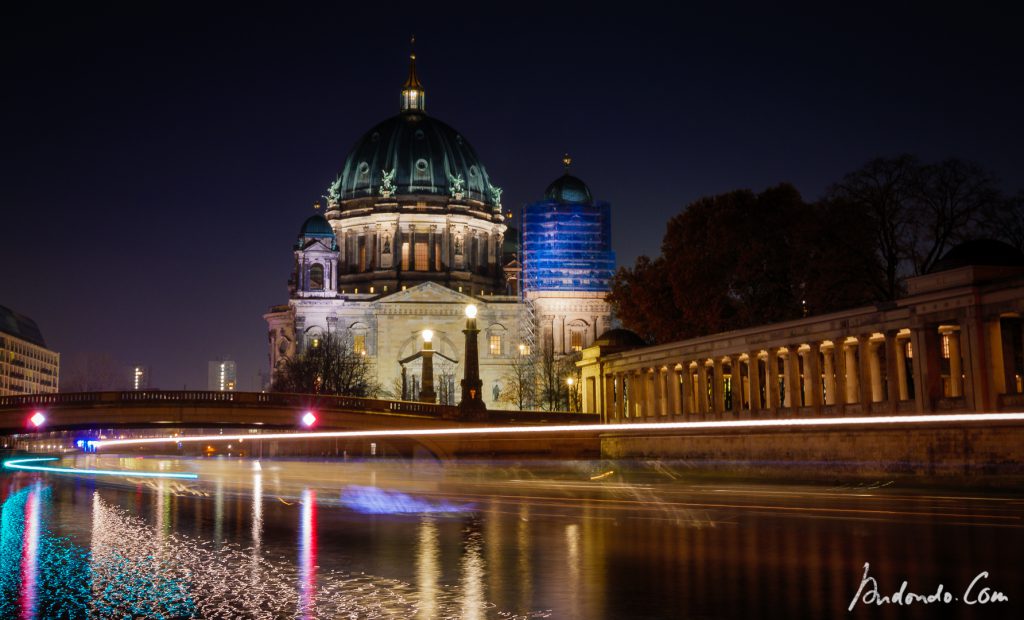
[0,305,59,396]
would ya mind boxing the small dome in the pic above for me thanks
[930,239,1024,273]
[594,328,645,349]
[298,214,335,239]
[544,174,593,205]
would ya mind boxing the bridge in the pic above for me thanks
[0,391,601,460]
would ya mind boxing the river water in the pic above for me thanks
[0,455,1021,619]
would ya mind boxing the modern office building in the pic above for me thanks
[208,359,237,391]
[131,364,150,391]
[0,305,59,396]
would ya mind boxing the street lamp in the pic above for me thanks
[29,411,46,428]
[420,329,437,403]
[566,377,575,412]
[457,304,486,419]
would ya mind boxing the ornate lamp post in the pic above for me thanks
[420,329,437,403]
[458,304,487,419]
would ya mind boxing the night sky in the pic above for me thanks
[2,3,1021,390]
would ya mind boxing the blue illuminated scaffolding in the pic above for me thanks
[521,194,615,292]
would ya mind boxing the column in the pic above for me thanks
[712,358,725,414]
[857,335,873,407]
[823,345,837,405]
[669,367,682,415]
[947,328,963,397]
[749,353,762,412]
[884,331,901,407]
[626,372,636,419]
[845,339,860,404]
[833,339,848,407]
[910,326,942,414]
[730,358,742,415]
[807,342,823,410]
[680,362,693,416]
[895,336,909,401]
[869,340,884,403]
[766,348,781,411]
[654,368,665,417]
[697,361,709,417]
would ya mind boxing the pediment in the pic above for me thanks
[377,281,478,305]
[296,239,337,253]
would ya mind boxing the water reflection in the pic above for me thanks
[0,458,1020,619]
[18,483,40,620]
[416,517,439,620]
[298,488,317,618]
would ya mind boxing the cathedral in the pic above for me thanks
[264,50,615,407]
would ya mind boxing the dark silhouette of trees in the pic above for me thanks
[828,156,1002,297]
[609,184,881,343]
[271,333,379,396]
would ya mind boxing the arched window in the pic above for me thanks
[309,264,325,290]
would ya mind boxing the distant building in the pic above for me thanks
[131,364,150,390]
[0,305,60,396]
[208,359,237,391]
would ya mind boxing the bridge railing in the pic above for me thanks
[0,390,456,416]
[0,391,599,422]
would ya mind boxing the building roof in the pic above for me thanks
[298,214,335,238]
[930,239,1024,273]
[544,173,593,205]
[594,328,645,349]
[0,305,47,347]
[329,112,500,209]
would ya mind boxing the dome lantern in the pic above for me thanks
[401,37,425,113]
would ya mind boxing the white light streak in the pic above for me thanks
[89,412,1024,449]
[2,456,199,479]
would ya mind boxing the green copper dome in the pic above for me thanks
[298,214,335,238]
[544,173,593,205]
[329,113,501,209]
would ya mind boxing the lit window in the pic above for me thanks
[415,241,429,271]
[490,335,502,356]
[401,242,410,270]
[905,341,913,359]
[570,331,584,352]
[353,335,366,355]
[309,264,324,290]
[518,343,531,356]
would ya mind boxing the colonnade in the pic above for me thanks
[594,323,992,421]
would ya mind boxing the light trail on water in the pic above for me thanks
[2,457,199,480]
[90,412,1024,449]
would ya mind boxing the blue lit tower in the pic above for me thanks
[522,155,615,355]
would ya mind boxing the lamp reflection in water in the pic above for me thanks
[416,517,439,620]
[298,488,318,618]
[19,483,41,620]
[459,524,485,620]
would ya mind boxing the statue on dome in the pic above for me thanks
[380,169,396,198]
[448,172,465,200]
[490,185,503,207]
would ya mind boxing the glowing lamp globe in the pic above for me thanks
[422,329,434,343]
[301,411,317,427]
[29,411,46,427]
[465,304,478,319]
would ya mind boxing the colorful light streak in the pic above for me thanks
[298,488,317,619]
[90,412,1024,449]
[2,457,198,480]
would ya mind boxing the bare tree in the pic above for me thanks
[271,333,379,397]
[499,350,536,410]
[537,347,580,411]
[907,159,1000,274]
[828,155,919,300]
[981,191,1024,252]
